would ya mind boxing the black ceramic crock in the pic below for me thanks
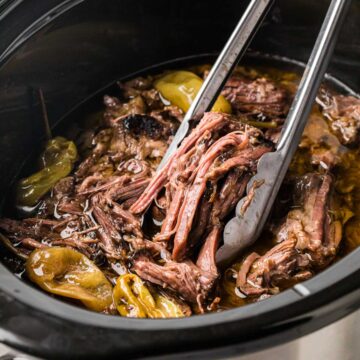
[1,1,360,358]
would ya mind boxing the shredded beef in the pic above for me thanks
[237,173,341,297]
[299,114,344,169]
[129,111,272,303]
[134,227,221,307]
[5,70,349,313]
[318,93,360,145]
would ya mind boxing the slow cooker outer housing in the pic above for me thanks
[1,0,360,358]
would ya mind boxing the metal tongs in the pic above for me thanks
[158,0,351,264]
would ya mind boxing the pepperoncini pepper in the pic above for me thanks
[113,274,185,318]
[17,137,77,206]
[26,247,113,312]
[154,70,232,114]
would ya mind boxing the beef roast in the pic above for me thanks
[237,173,342,297]
[222,77,289,118]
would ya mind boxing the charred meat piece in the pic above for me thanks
[77,104,174,180]
[109,125,168,164]
[104,95,147,126]
[319,94,360,145]
[237,173,342,297]
[150,106,184,127]
[222,77,289,118]
[122,114,166,140]
[105,79,183,128]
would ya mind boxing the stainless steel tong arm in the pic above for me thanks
[157,0,274,170]
[216,0,352,265]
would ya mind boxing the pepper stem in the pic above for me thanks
[38,88,52,140]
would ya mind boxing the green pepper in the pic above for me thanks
[17,137,77,206]
[113,274,186,318]
[26,247,113,312]
[243,120,279,128]
[41,136,77,167]
[154,70,232,114]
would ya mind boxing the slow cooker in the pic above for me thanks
[1,0,360,358]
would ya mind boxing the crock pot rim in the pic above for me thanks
[0,0,360,347]
[1,245,360,331]
[0,0,85,65]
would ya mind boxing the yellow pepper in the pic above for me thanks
[113,274,185,318]
[154,70,232,114]
[26,247,113,312]
[17,137,77,206]
[152,292,186,318]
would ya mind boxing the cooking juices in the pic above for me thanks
[1,60,360,317]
